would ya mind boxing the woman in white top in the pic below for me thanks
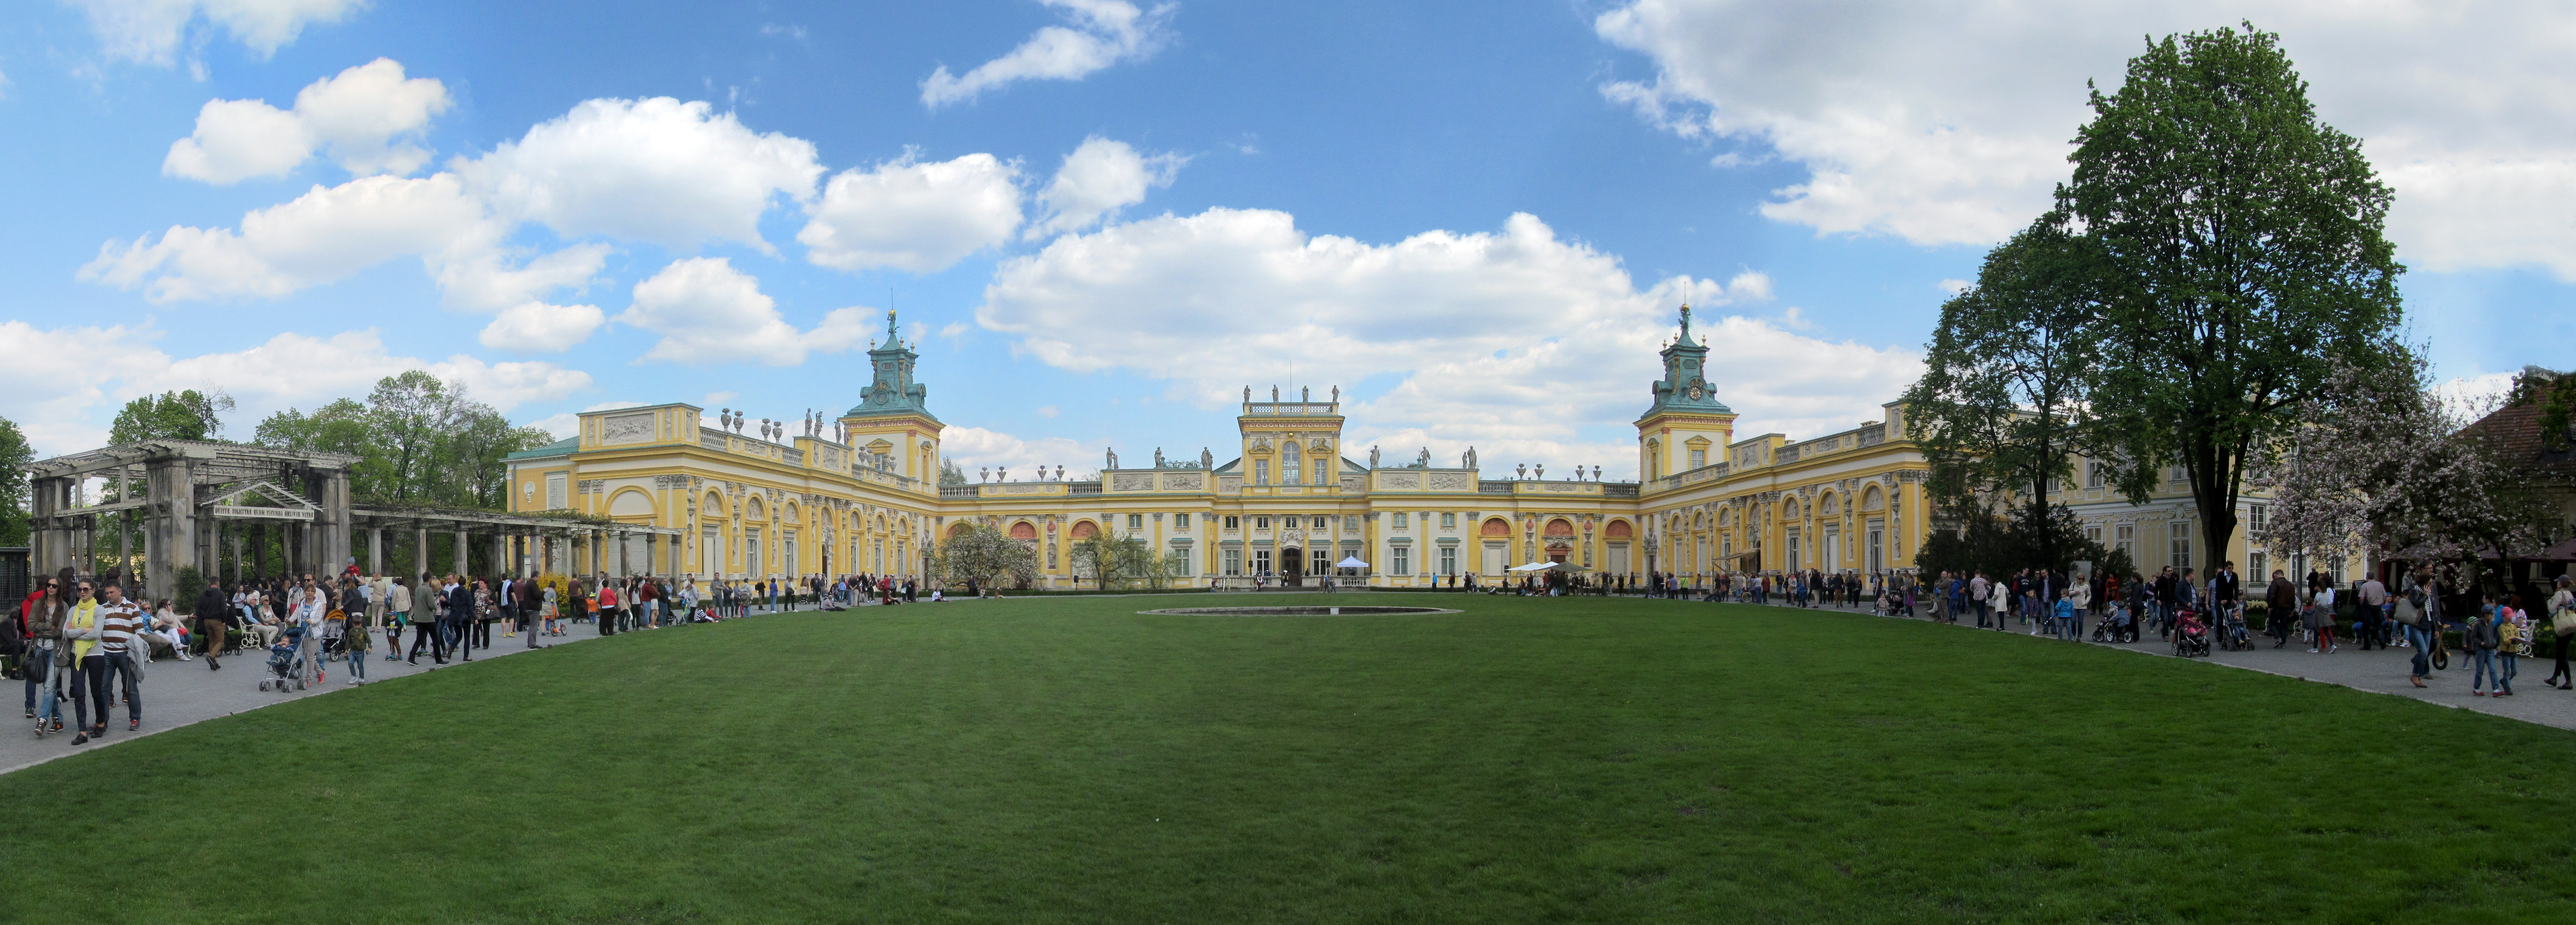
[150,600,192,661]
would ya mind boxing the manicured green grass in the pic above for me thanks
[5,594,2574,923]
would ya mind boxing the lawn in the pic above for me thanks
[3,593,2572,924]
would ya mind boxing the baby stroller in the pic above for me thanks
[260,625,308,692]
[2172,609,2212,658]
[2091,606,2132,643]
[2215,606,2253,651]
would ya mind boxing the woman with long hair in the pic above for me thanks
[25,571,67,734]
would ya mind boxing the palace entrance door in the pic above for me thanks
[1280,546,1303,587]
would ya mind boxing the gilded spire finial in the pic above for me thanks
[885,308,899,342]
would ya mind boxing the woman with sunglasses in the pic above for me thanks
[61,579,109,744]
[25,572,68,734]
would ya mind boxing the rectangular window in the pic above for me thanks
[1223,548,1241,576]
[1127,514,1144,531]
[1223,515,1239,530]
[1391,546,1410,575]
[2087,463,2105,489]
[1312,548,1331,574]
[1254,516,1270,530]
[546,472,567,509]
[2247,504,2268,535]
[1174,513,1190,529]
[1313,516,1329,529]
[1439,546,1456,575]
[2085,525,2102,546]
[1689,449,1706,469]
[2170,521,2192,568]
[1342,516,1359,532]
[2247,550,2267,579]
[1440,512,1456,529]
[1392,513,1409,528]
[1255,460,1269,485]
[1314,464,1328,486]
[2115,524,2134,560]
[1253,549,1272,575]
[2169,464,2188,483]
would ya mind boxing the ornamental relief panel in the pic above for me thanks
[1217,475,1243,494]
[600,413,656,445]
[1428,472,1473,491]
[1377,472,1421,490]
[1112,473,1156,491]
[1340,476,1363,492]
[1162,472,1204,491]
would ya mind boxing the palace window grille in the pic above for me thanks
[1439,546,1457,575]
[1223,515,1239,529]
[2115,524,2134,560]
[2169,521,2192,568]
[1344,516,1360,532]
[1282,443,1301,484]
[1174,513,1189,528]
[1254,516,1269,530]
[1127,514,1144,531]
[1391,547,1410,575]
[1223,548,1241,576]
[1255,460,1269,485]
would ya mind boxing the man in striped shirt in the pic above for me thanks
[99,583,145,732]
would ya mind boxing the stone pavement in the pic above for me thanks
[0,620,599,776]
[1765,596,2576,731]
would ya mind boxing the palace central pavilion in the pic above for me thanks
[507,309,2286,588]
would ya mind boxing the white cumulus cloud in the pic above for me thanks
[798,151,1024,272]
[0,319,588,455]
[1030,136,1184,237]
[1595,1,2576,280]
[616,257,883,366]
[919,0,1175,108]
[938,425,1107,477]
[83,172,483,301]
[975,208,1919,477]
[456,97,823,251]
[163,58,451,183]
[478,302,607,352]
[75,0,368,65]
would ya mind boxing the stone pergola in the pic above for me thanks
[27,440,683,597]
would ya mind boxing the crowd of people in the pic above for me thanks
[1644,562,2575,697]
[5,561,950,749]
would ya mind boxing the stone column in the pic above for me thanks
[415,523,432,580]
[454,527,470,578]
[318,467,352,578]
[144,454,196,599]
[368,526,383,576]
[645,533,659,579]
[617,531,631,577]
[491,532,509,579]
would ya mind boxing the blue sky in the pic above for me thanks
[6,0,2572,477]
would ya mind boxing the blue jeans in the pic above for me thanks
[2500,653,2519,691]
[2406,624,2433,677]
[347,647,367,679]
[2473,650,2499,690]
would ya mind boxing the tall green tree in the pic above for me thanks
[2063,23,2404,568]
[0,416,32,546]
[109,389,235,444]
[255,371,552,510]
[1903,214,2112,572]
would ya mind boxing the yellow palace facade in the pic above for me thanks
[503,309,1944,588]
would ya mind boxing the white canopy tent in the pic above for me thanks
[1508,562,1560,572]
[1335,556,1370,569]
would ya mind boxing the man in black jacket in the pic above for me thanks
[194,583,233,670]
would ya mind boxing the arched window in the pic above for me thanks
[1282,442,1302,485]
